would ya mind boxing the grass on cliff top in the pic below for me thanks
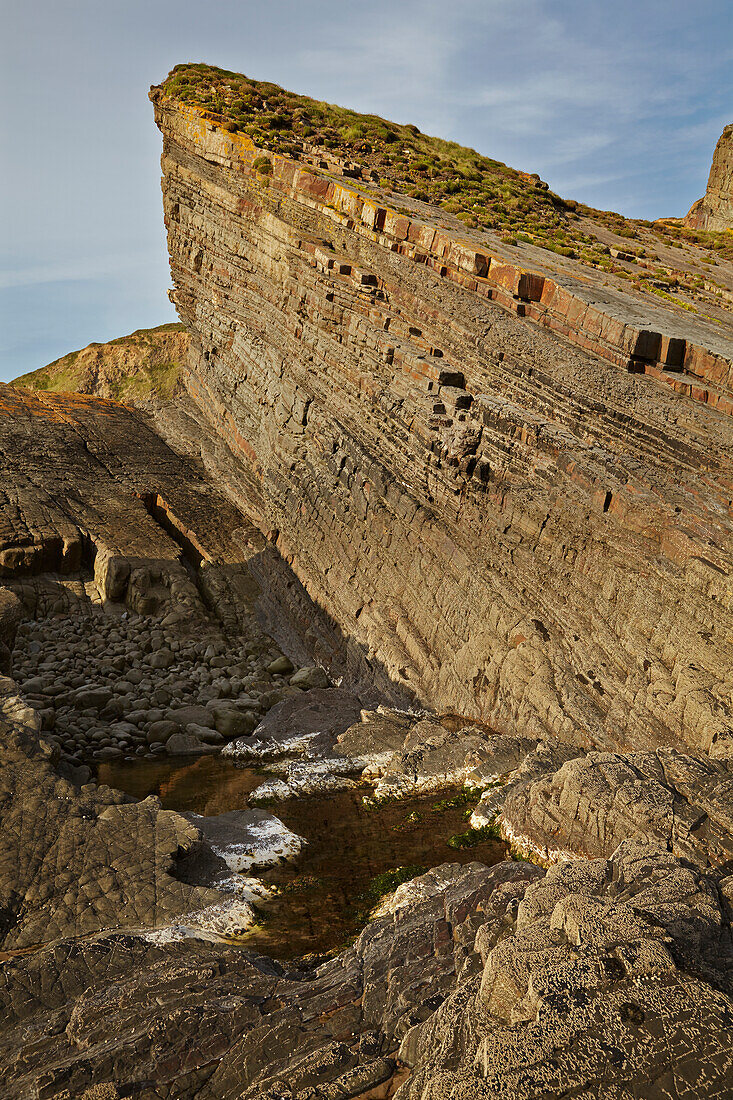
[155,64,733,278]
[11,323,186,403]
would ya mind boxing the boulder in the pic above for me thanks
[145,720,178,744]
[212,708,258,738]
[166,730,218,755]
[289,666,329,690]
[266,655,294,675]
[149,648,174,669]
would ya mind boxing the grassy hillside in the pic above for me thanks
[12,323,189,404]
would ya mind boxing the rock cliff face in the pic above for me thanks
[151,87,733,759]
[686,123,733,231]
[0,69,732,1100]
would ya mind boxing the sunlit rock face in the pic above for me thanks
[686,123,733,231]
[152,90,733,759]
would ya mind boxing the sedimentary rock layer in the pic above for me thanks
[152,92,733,757]
[686,123,733,232]
[2,843,732,1099]
[0,383,264,624]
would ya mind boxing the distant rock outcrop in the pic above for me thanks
[685,123,733,231]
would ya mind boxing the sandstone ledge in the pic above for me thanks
[155,96,733,416]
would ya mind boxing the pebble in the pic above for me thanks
[12,609,326,764]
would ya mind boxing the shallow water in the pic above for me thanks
[97,755,265,815]
[99,756,507,959]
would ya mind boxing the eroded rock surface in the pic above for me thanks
[1,845,732,1099]
[150,83,733,760]
[686,123,733,231]
[400,843,733,1100]
[0,677,236,949]
[498,748,733,867]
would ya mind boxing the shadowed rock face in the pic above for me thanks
[686,123,733,231]
[150,89,733,759]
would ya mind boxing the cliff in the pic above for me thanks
[12,322,189,406]
[685,122,733,232]
[0,66,732,1100]
[150,66,733,758]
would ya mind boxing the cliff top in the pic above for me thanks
[151,64,733,328]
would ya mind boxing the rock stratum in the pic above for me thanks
[0,64,732,1099]
[686,123,733,232]
[148,69,733,758]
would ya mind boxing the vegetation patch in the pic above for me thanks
[431,787,484,813]
[154,65,733,316]
[11,323,188,404]
[447,823,502,848]
[364,865,427,900]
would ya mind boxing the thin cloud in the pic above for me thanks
[0,251,164,291]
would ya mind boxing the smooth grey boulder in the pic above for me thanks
[145,720,178,744]
[289,665,329,690]
[266,656,294,675]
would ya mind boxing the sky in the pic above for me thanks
[1,0,731,381]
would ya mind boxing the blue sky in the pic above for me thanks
[1,0,731,380]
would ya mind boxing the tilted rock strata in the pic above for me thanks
[152,93,733,756]
[399,843,733,1100]
[686,123,733,232]
[471,743,733,867]
[1,846,732,1099]
[0,382,266,628]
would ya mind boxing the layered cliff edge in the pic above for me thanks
[686,123,733,232]
[147,69,733,759]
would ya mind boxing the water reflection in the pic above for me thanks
[99,756,507,959]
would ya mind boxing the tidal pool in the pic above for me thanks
[98,756,507,959]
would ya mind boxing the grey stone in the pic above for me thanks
[289,665,329,689]
[267,656,294,675]
[166,729,218,755]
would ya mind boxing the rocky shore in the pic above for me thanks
[2,567,732,1096]
[0,69,731,1099]
[13,606,328,765]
